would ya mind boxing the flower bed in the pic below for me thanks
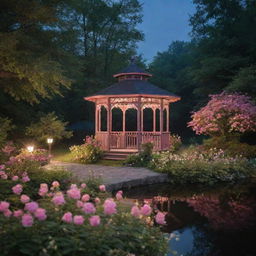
[0,164,168,255]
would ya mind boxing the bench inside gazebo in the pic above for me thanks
[84,60,180,160]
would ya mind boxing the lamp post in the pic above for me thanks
[27,145,34,153]
[47,138,53,156]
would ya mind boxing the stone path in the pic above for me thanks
[46,161,168,191]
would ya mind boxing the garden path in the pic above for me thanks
[45,161,168,191]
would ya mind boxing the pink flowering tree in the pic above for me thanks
[188,92,256,140]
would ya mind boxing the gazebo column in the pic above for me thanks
[95,104,98,133]
[122,108,126,148]
[98,106,101,132]
[153,108,156,132]
[167,105,170,132]
[137,98,142,151]
[107,98,111,151]
[160,99,163,150]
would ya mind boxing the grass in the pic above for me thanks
[52,146,124,167]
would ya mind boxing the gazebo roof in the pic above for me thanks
[85,60,180,102]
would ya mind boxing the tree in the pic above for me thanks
[188,92,256,139]
[0,117,14,146]
[0,0,72,103]
[26,113,73,143]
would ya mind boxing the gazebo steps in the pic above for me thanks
[103,151,136,161]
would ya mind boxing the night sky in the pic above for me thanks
[137,0,195,62]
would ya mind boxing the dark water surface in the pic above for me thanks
[124,182,256,256]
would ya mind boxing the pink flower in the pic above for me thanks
[0,165,5,170]
[62,212,73,223]
[116,191,123,200]
[80,183,86,188]
[99,185,106,192]
[12,184,23,195]
[52,181,60,188]
[83,202,96,214]
[1,173,7,179]
[22,176,30,183]
[76,200,83,208]
[89,215,100,226]
[155,212,166,225]
[67,187,81,200]
[0,201,10,212]
[12,176,19,181]
[131,205,141,217]
[81,194,90,202]
[38,183,48,196]
[25,202,39,212]
[52,193,65,206]
[141,204,152,216]
[94,197,101,204]
[73,215,84,225]
[4,209,12,217]
[13,210,23,218]
[103,199,117,215]
[20,194,30,204]
[34,208,47,221]
[22,214,33,227]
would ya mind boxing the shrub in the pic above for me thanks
[124,142,153,167]
[0,164,167,256]
[150,148,256,185]
[70,136,103,164]
[169,134,182,153]
[0,117,14,147]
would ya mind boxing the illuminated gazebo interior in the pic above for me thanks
[84,60,180,152]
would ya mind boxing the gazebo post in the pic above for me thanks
[137,97,142,151]
[98,106,101,132]
[167,105,170,132]
[122,109,126,148]
[160,99,163,150]
[95,103,98,133]
[107,97,111,151]
[153,108,156,132]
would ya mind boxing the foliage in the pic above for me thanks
[124,142,153,167]
[188,92,256,138]
[26,112,73,143]
[0,165,167,256]
[70,136,103,164]
[150,148,256,185]
[169,134,182,153]
[0,117,14,146]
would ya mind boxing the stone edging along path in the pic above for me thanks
[45,161,168,191]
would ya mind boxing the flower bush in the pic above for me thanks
[169,134,182,153]
[0,164,168,256]
[149,148,256,185]
[70,136,103,164]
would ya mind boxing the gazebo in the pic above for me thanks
[84,60,180,156]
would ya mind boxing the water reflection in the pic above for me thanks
[124,182,256,256]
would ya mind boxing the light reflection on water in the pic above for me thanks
[124,182,256,256]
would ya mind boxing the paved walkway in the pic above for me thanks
[46,161,168,191]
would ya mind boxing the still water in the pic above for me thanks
[124,182,256,256]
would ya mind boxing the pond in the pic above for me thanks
[123,181,256,256]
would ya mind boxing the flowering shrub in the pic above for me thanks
[70,136,103,164]
[0,164,167,255]
[169,134,182,152]
[188,92,256,137]
[150,148,256,185]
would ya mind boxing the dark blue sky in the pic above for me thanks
[137,0,195,62]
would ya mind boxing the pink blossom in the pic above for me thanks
[22,214,33,227]
[34,208,47,221]
[67,187,81,200]
[73,215,84,225]
[81,194,90,202]
[12,176,19,181]
[0,201,10,212]
[62,212,73,223]
[76,200,83,208]
[52,193,65,206]
[80,183,86,188]
[0,165,5,170]
[89,215,100,226]
[1,173,7,179]
[103,199,117,215]
[116,191,123,200]
[22,176,30,183]
[99,185,106,192]
[141,204,152,216]
[95,197,101,204]
[155,212,166,225]
[12,184,23,195]
[3,209,12,217]
[38,183,48,196]
[20,194,30,204]
[83,202,96,214]
[13,210,23,218]
[52,181,60,188]
[25,202,39,212]
[131,205,141,217]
